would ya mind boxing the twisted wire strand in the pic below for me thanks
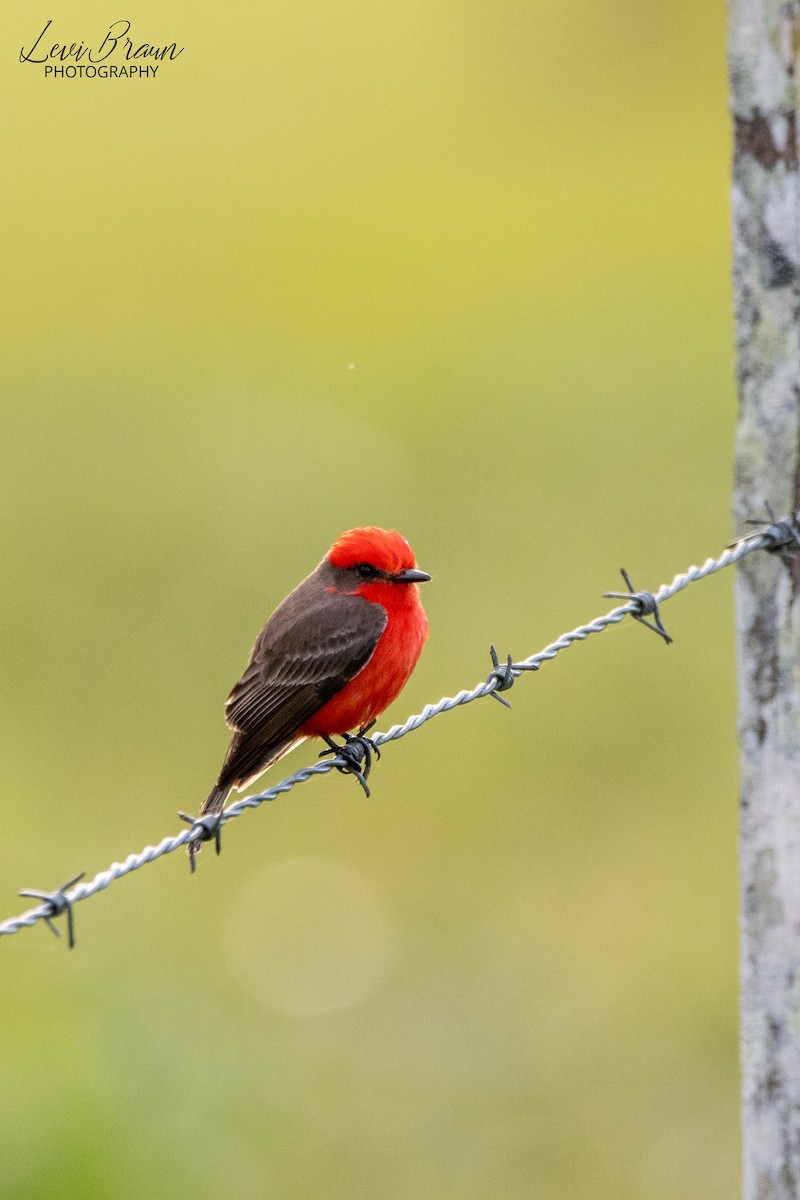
[0,523,780,942]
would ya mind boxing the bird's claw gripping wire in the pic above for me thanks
[485,644,539,707]
[178,811,224,873]
[736,502,800,564]
[318,727,379,797]
[18,872,85,949]
[604,568,673,645]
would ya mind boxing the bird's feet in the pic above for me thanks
[318,724,381,797]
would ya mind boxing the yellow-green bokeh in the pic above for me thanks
[1,3,737,1198]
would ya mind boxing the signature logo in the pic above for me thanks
[20,19,184,77]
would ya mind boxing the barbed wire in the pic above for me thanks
[2,510,797,948]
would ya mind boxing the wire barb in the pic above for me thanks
[739,503,800,564]
[178,811,224,873]
[18,873,85,949]
[604,567,673,644]
[486,644,518,707]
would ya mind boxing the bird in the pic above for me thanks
[198,526,431,826]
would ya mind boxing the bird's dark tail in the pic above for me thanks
[200,783,230,818]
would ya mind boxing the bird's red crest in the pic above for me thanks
[327,527,417,573]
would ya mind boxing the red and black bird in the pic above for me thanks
[200,526,431,820]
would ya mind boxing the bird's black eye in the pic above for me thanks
[356,562,378,579]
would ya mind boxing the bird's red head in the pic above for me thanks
[325,527,431,597]
[328,527,417,574]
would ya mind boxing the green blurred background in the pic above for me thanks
[1,2,737,1197]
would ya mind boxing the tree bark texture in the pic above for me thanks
[729,2,800,1197]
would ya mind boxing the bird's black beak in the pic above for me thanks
[395,568,432,584]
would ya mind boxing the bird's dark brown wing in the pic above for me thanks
[215,587,387,792]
